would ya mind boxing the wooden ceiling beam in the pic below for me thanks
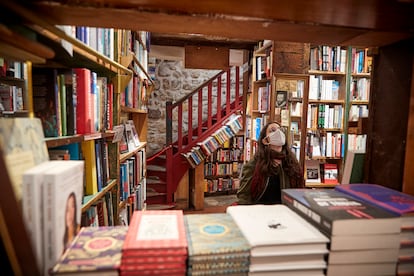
[23,3,414,47]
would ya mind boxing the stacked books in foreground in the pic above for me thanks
[227,204,329,276]
[282,188,402,276]
[335,184,414,276]
[184,213,250,275]
[120,210,188,275]
[51,226,128,275]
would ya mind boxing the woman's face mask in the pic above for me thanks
[267,128,286,146]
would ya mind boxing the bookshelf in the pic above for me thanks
[0,5,151,274]
[204,135,244,195]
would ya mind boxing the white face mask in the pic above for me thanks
[267,129,286,146]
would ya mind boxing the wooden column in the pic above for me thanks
[189,161,205,210]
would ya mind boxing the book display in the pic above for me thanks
[282,188,402,275]
[227,204,329,275]
[335,183,414,274]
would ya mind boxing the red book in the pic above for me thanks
[122,210,188,256]
[73,68,92,134]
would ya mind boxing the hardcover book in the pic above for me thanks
[51,226,128,275]
[335,184,414,228]
[43,160,84,275]
[281,189,401,236]
[122,210,188,256]
[226,205,329,257]
[184,213,250,274]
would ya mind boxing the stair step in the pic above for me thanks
[147,164,166,172]
[146,190,167,197]
[146,178,166,185]
[146,204,176,210]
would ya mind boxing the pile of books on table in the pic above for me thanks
[184,213,250,275]
[120,210,188,275]
[282,188,402,276]
[227,204,329,276]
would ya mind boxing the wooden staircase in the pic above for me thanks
[146,66,243,209]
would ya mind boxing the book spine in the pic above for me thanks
[44,177,55,275]
[281,191,332,236]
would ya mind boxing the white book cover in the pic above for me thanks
[249,253,327,272]
[328,248,399,264]
[326,262,397,276]
[22,161,57,273]
[42,160,84,275]
[226,205,329,257]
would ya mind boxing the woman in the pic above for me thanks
[237,122,305,204]
[63,192,79,251]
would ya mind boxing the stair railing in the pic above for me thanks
[163,66,242,202]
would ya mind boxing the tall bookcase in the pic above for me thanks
[244,41,372,187]
[0,6,151,274]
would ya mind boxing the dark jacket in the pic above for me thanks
[237,158,291,205]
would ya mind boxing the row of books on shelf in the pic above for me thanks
[350,77,370,101]
[119,149,146,203]
[309,75,340,101]
[182,115,242,168]
[0,59,27,115]
[204,161,243,178]
[349,104,369,122]
[50,184,414,276]
[305,159,339,184]
[117,120,142,154]
[32,67,114,137]
[205,147,243,163]
[122,75,149,110]
[306,131,345,159]
[350,48,373,74]
[81,192,116,227]
[308,103,344,130]
[310,45,347,73]
[204,177,240,193]
[255,49,272,81]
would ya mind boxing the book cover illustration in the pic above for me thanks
[226,204,329,256]
[51,226,128,275]
[0,117,49,200]
[335,184,414,216]
[184,213,250,274]
[282,188,401,236]
[122,210,188,254]
[43,160,84,275]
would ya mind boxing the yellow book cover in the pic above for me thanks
[81,140,98,195]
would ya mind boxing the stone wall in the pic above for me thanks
[146,59,219,156]
[146,59,243,157]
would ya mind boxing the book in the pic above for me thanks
[281,189,401,237]
[122,210,188,256]
[305,159,321,183]
[184,213,250,264]
[326,262,397,276]
[73,68,93,134]
[32,67,61,137]
[42,160,84,275]
[341,149,365,184]
[226,204,329,257]
[0,117,49,201]
[81,140,98,195]
[323,163,338,184]
[335,183,414,228]
[327,248,399,264]
[51,226,128,275]
[22,161,58,273]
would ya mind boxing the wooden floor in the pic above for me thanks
[182,194,237,214]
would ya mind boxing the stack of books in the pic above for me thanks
[184,213,250,275]
[120,210,188,275]
[335,184,414,275]
[227,204,329,275]
[282,188,402,276]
